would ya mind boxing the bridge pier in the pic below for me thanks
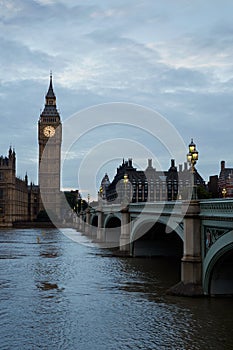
[79,212,85,232]
[169,200,203,296]
[97,208,105,241]
[85,208,91,235]
[119,207,131,253]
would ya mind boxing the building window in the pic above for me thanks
[0,205,4,216]
[0,189,3,199]
[0,172,3,181]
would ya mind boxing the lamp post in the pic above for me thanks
[187,138,199,200]
[123,174,128,202]
[99,186,103,201]
[222,188,227,198]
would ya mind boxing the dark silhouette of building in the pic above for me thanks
[208,175,219,198]
[99,158,206,203]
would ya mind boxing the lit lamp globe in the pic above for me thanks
[187,139,198,169]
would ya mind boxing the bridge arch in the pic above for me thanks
[90,214,98,237]
[203,230,233,295]
[130,215,183,257]
[90,214,98,227]
[104,214,121,243]
[103,213,122,228]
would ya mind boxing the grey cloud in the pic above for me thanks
[0,0,233,188]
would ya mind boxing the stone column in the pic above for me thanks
[169,200,203,296]
[76,214,80,231]
[97,208,104,241]
[119,206,131,254]
[85,208,91,235]
[72,212,78,229]
[79,212,84,232]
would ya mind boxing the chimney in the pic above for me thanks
[148,159,152,168]
[128,158,132,167]
[221,160,225,171]
[171,159,175,168]
[184,162,188,171]
[179,164,183,172]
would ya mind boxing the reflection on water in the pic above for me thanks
[0,228,232,350]
[37,281,59,291]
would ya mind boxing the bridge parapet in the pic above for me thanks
[200,199,233,218]
[101,203,122,214]
[92,201,184,219]
[129,201,183,217]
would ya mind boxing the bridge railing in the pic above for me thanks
[200,198,233,218]
[90,200,184,217]
[128,201,183,216]
[91,198,233,220]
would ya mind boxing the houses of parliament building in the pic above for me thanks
[0,74,62,226]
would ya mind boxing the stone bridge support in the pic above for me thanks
[119,206,131,252]
[169,200,203,296]
[79,212,84,232]
[97,207,104,241]
[85,208,91,235]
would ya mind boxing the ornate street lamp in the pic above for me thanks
[123,173,129,205]
[187,139,199,199]
[99,186,103,199]
[123,174,128,185]
[222,188,227,198]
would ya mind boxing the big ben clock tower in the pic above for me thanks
[38,73,62,219]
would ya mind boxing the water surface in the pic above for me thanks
[0,228,232,350]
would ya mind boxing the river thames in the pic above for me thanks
[0,228,232,350]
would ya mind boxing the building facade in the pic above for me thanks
[0,148,29,226]
[0,147,41,226]
[218,160,233,197]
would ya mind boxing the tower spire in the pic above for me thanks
[46,71,55,99]
[44,71,56,107]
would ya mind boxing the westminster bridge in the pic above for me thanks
[74,198,233,297]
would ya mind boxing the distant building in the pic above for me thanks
[100,174,110,200]
[0,147,41,226]
[28,183,40,222]
[99,158,206,203]
[218,160,233,197]
[208,175,219,198]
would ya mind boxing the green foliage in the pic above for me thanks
[64,191,88,213]
[197,186,212,199]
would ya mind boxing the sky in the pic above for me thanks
[1,0,233,199]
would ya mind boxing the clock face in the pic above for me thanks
[43,125,55,137]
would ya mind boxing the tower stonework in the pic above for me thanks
[38,74,62,219]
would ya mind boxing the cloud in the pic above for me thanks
[0,0,233,189]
